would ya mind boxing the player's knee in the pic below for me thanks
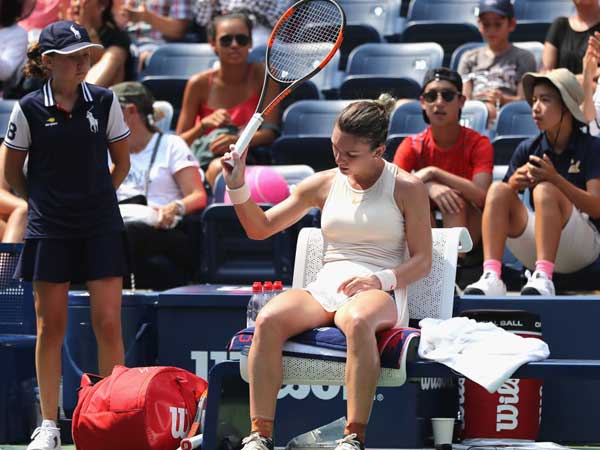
[37,316,67,342]
[93,315,122,344]
[342,314,371,340]
[254,310,285,342]
[532,181,561,202]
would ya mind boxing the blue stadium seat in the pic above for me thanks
[0,100,16,141]
[141,43,217,78]
[512,0,575,42]
[279,80,321,113]
[339,75,421,100]
[345,43,444,85]
[338,24,383,71]
[449,42,484,71]
[451,41,543,72]
[514,41,544,70]
[141,76,188,129]
[492,101,538,165]
[399,0,482,66]
[460,100,488,133]
[271,100,353,171]
[340,0,404,38]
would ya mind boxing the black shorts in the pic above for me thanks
[15,232,127,283]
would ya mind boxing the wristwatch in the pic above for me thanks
[174,200,185,216]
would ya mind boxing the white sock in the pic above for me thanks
[41,419,57,429]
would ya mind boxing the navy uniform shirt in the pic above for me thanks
[4,81,130,239]
[503,128,600,230]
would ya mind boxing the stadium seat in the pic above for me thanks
[339,75,421,100]
[141,43,218,78]
[338,24,383,71]
[141,76,188,129]
[514,41,544,70]
[0,99,16,141]
[512,0,575,42]
[451,41,543,73]
[271,100,353,171]
[398,0,482,65]
[340,0,404,38]
[492,100,539,165]
[460,99,488,133]
[345,43,444,85]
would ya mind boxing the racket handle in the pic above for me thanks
[181,434,204,450]
[225,113,264,167]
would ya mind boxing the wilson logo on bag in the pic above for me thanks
[72,365,207,450]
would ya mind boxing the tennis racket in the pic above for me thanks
[225,0,345,166]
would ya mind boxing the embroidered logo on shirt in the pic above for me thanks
[86,108,98,133]
[45,117,58,127]
[70,25,81,40]
[568,159,581,174]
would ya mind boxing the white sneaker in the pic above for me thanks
[464,271,507,296]
[27,423,61,450]
[521,270,555,296]
[240,433,273,450]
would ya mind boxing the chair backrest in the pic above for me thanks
[339,75,421,100]
[388,100,427,136]
[514,41,544,70]
[513,0,575,21]
[407,0,479,23]
[495,100,537,137]
[292,227,473,320]
[346,43,444,84]
[142,43,218,77]
[0,244,35,335]
[340,0,403,35]
[281,100,354,136]
[460,100,488,133]
[450,42,484,71]
[0,100,16,140]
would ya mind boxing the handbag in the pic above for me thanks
[72,365,207,450]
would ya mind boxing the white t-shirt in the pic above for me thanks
[117,133,200,207]
[0,24,27,85]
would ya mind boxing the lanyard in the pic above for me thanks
[144,132,163,197]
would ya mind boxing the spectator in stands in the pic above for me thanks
[393,68,493,252]
[69,0,135,86]
[220,95,432,450]
[0,0,28,97]
[459,0,536,127]
[176,11,279,187]
[112,81,207,289]
[122,0,193,70]
[583,31,600,128]
[193,0,281,46]
[0,152,26,242]
[543,0,600,81]
[2,21,130,450]
[18,0,69,35]
[465,69,600,297]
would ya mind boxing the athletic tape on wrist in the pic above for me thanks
[226,183,251,204]
[373,269,397,291]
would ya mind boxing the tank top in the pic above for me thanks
[195,69,260,133]
[321,160,406,268]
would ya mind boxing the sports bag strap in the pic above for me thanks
[174,376,199,422]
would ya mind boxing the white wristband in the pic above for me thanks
[226,183,251,204]
[373,269,397,291]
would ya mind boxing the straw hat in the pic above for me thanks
[522,68,586,124]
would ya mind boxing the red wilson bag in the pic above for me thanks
[72,365,208,450]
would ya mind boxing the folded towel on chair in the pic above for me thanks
[229,326,421,369]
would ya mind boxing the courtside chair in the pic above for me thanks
[239,227,473,387]
[271,100,354,171]
[141,43,218,78]
[512,0,575,42]
[492,101,538,165]
[0,99,16,142]
[450,41,544,72]
[398,0,482,66]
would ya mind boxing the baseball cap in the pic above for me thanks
[421,68,464,125]
[111,82,156,116]
[477,0,514,18]
[39,20,103,56]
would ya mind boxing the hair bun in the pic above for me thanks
[375,93,397,118]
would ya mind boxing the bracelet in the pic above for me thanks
[226,183,251,204]
[174,199,185,216]
[373,269,397,291]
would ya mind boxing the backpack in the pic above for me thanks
[72,365,207,450]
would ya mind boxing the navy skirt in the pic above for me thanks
[15,232,128,283]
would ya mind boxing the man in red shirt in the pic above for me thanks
[393,67,493,248]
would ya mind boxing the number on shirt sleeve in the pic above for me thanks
[4,102,31,151]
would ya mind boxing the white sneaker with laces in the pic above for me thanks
[240,433,273,450]
[521,270,555,296]
[335,434,364,450]
[27,424,61,450]
[464,271,507,296]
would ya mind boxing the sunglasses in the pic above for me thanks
[422,89,460,103]
[218,34,251,47]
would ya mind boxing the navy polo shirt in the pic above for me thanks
[4,81,130,239]
[503,129,600,230]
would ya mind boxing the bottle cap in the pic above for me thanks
[263,281,273,291]
[273,281,283,290]
[252,282,262,292]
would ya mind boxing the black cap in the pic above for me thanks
[421,68,463,124]
[111,81,155,116]
[477,0,514,18]
[39,20,103,56]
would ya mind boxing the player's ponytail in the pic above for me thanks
[23,42,49,80]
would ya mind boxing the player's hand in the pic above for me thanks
[201,109,232,130]
[221,144,247,189]
[209,133,238,155]
[428,183,465,215]
[337,275,382,297]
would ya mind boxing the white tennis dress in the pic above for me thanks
[305,160,409,327]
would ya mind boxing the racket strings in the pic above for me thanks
[268,0,343,83]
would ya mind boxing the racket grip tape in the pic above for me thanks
[225,113,264,167]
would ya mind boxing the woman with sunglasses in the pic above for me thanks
[393,68,494,254]
[176,11,279,187]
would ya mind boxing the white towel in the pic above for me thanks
[418,317,550,393]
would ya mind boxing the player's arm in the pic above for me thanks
[3,145,27,199]
[426,168,491,208]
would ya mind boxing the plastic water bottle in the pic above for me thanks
[273,280,283,299]
[247,282,262,327]
[262,281,274,306]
